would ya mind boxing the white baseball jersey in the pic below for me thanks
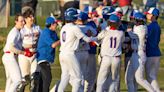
[133,25,147,51]
[60,23,94,52]
[77,24,97,51]
[3,27,23,53]
[97,27,124,56]
[20,25,41,52]
[2,27,22,92]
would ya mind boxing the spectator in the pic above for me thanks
[112,0,133,21]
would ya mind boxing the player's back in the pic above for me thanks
[133,25,147,51]
[98,28,124,56]
[60,23,84,52]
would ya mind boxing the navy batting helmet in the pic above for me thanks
[102,6,115,20]
[134,12,146,21]
[78,11,88,21]
[65,8,78,21]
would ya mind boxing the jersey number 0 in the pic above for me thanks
[62,31,66,42]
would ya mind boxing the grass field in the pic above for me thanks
[0,3,164,91]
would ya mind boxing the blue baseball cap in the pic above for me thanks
[145,7,159,16]
[108,14,120,23]
[46,16,57,25]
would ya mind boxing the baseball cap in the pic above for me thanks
[108,14,120,23]
[46,16,57,25]
[145,7,159,16]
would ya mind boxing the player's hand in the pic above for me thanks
[127,28,132,32]
[24,49,33,57]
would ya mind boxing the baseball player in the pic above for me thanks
[58,8,97,92]
[75,11,97,92]
[126,12,155,92]
[145,8,161,92]
[96,14,124,92]
[2,14,25,92]
[17,9,41,92]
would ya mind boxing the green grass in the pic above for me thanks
[1,65,164,91]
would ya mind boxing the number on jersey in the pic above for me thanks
[62,31,66,42]
[110,37,117,48]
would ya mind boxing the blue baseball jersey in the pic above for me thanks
[37,28,59,63]
[146,21,161,57]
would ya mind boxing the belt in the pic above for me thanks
[4,51,16,55]
[5,51,11,53]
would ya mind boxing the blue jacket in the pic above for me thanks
[37,28,59,63]
[146,21,161,57]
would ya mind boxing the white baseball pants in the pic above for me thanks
[2,53,22,92]
[58,52,83,92]
[126,51,155,92]
[96,56,121,92]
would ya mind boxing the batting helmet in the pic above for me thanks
[102,6,115,20]
[78,11,89,21]
[65,8,78,21]
[108,14,120,23]
[134,12,146,21]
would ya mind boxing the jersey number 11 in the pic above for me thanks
[110,37,117,48]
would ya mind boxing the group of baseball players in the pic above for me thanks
[2,2,161,92]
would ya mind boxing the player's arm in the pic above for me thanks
[127,31,138,39]
[43,31,60,48]
[7,30,24,54]
[74,26,98,43]
[9,43,24,54]
[23,43,34,48]
[51,40,60,48]
[97,30,106,41]
[88,26,97,36]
